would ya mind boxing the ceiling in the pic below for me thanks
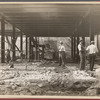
[0,2,100,37]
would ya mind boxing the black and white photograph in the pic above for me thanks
[0,2,100,97]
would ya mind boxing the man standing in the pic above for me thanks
[86,41,98,71]
[78,39,85,70]
[58,41,66,67]
[6,49,11,63]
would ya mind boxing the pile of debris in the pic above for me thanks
[48,70,96,92]
[84,67,100,96]
[0,61,97,95]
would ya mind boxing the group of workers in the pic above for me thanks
[58,40,98,71]
[78,40,98,71]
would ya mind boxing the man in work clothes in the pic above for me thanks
[58,41,66,67]
[86,41,98,71]
[78,40,85,70]
[6,49,11,63]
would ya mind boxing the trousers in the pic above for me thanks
[6,55,11,63]
[59,51,65,66]
[79,52,85,70]
[89,54,96,71]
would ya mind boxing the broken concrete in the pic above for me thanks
[0,61,98,96]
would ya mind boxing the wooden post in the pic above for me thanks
[71,36,73,60]
[37,37,39,60]
[29,37,31,60]
[35,37,38,60]
[1,17,5,63]
[89,10,94,42]
[73,36,76,61]
[12,25,16,61]
[77,36,79,62]
[90,25,94,41]
[20,30,23,52]
[42,45,45,60]
[82,36,85,46]
[26,35,27,59]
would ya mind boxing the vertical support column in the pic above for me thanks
[42,45,44,60]
[97,35,100,55]
[20,29,23,52]
[12,25,16,61]
[77,36,79,62]
[73,36,76,60]
[37,37,39,60]
[1,17,5,63]
[90,33,94,41]
[35,37,38,60]
[26,35,27,59]
[89,10,94,42]
[82,36,85,46]
[29,37,31,61]
[71,36,73,60]
[89,21,94,41]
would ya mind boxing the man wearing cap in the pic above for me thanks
[86,41,98,71]
[58,41,66,67]
[78,39,85,70]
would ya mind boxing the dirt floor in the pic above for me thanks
[0,60,99,96]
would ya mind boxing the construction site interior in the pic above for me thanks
[0,2,100,96]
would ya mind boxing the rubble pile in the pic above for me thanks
[84,67,100,96]
[0,61,98,95]
[48,70,96,92]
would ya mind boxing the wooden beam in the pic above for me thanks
[35,37,38,60]
[20,29,23,52]
[37,37,40,60]
[29,37,31,60]
[12,25,16,61]
[76,36,79,62]
[42,46,45,60]
[71,36,73,60]
[26,35,28,59]
[89,8,94,41]
[82,36,85,46]
[1,17,5,63]
[73,36,76,61]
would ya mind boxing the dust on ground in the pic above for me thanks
[0,61,99,96]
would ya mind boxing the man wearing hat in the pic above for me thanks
[86,41,98,71]
[78,39,85,70]
[58,41,66,67]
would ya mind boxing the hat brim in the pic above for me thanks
[91,41,94,44]
[79,40,83,42]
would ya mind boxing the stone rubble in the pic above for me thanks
[0,61,98,96]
